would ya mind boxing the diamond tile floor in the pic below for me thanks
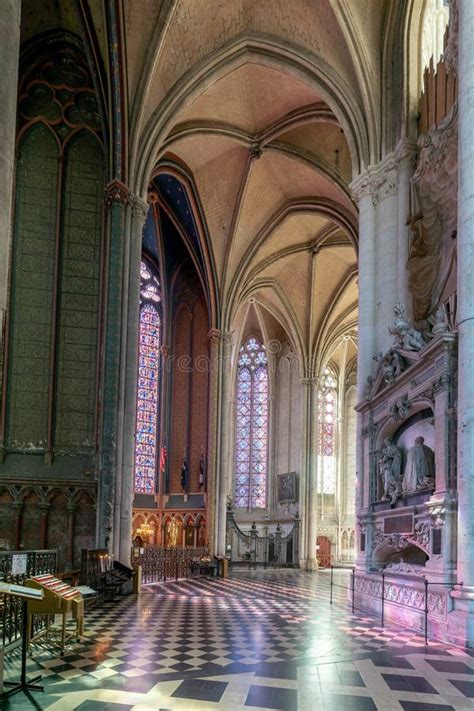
[3,569,474,710]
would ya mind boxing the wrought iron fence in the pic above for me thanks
[131,546,209,584]
[0,549,57,649]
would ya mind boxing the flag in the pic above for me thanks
[199,450,205,488]
[159,445,167,474]
[181,454,188,490]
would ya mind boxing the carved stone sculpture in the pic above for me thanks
[373,349,403,384]
[379,438,403,504]
[403,436,435,493]
[431,306,450,335]
[389,303,426,351]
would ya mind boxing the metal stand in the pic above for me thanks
[2,599,43,699]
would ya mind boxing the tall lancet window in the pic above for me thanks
[134,260,161,494]
[234,337,269,509]
[318,367,337,495]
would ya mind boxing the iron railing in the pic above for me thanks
[0,549,57,649]
[131,547,209,584]
[328,566,460,645]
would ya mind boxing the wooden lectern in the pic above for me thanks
[24,574,84,654]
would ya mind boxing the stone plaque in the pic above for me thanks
[384,515,413,535]
[432,528,442,555]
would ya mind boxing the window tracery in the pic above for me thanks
[134,260,161,494]
[234,337,269,509]
[318,367,337,495]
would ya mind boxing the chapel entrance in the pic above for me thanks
[316,536,331,567]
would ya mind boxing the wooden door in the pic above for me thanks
[316,536,331,567]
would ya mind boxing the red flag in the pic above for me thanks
[159,445,167,473]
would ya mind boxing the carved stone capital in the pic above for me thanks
[38,502,51,515]
[351,141,417,205]
[349,171,373,203]
[104,179,130,209]
[371,160,399,207]
[207,330,233,358]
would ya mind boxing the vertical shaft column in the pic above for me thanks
[350,176,376,563]
[373,170,399,353]
[12,501,23,550]
[306,378,319,570]
[0,0,21,367]
[206,330,221,554]
[66,503,76,570]
[456,0,474,593]
[116,194,148,566]
[216,332,233,556]
[98,181,129,554]
[39,503,50,550]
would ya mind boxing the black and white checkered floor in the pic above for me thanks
[4,569,474,710]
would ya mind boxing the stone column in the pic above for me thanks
[39,502,50,549]
[115,193,148,566]
[0,0,21,370]
[350,175,376,390]
[216,332,233,556]
[298,378,310,566]
[206,329,221,554]
[450,0,474,646]
[305,378,319,570]
[97,181,129,554]
[350,175,376,559]
[66,503,76,571]
[12,501,23,550]
[372,162,399,354]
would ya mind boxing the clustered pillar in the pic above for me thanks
[450,0,474,643]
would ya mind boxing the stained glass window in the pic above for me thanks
[317,367,337,495]
[134,260,161,494]
[234,337,269,509]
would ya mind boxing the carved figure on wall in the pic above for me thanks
[379,438,403,504]
[373,349,403,384]
[389,303,425,351]
[167,517,180,547]
[431,306,450,336]
[403,437,435,493]
[369,304,429,392]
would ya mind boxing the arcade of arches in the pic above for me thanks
[1,0,474,707]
